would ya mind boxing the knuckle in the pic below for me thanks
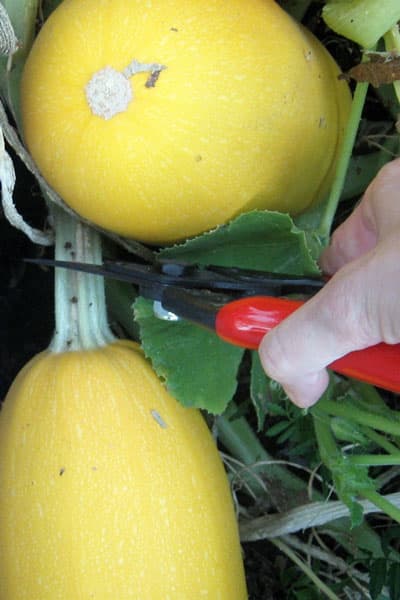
[259,327,298,383]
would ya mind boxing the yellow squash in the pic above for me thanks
[0,341,247,599]
[21,0,351,244]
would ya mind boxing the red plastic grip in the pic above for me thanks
[215,296,400,394]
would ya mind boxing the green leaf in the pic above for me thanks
[381,526,400,558]
[134,297,244,414]
[369,558,387,600]
[250,351,289,431]
[41,0,63,18]
[135,210,319,413]
[341,144,399,202]
[278,0,313,22]
[322,0,400,49]
[388,563,400,600]
[313,408,376,527]
[266,402,287,417]
[278,423,301,445]
[160,210,320,275]
[265,420,291,438]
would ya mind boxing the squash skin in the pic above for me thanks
[0,341,247,599]
[21,0,351,244]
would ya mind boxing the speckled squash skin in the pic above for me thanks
[0,341,247,599]
[20,0,351,244]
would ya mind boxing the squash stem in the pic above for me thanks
[316,79,369,242]
[384,25,400,105]
[49,206,115,353]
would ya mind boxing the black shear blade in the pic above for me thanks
[25,258,168,301]
[25,257,325,299]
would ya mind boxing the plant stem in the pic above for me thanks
[318,397,400,437]
[359,426,400,454]
[361,488,400,524]
[49,206,115,353]
[348,454,400,467]
[271,537,341,600]
[384,25,400,105]
[217,402,308,504]
[317,80,369,241]
[312,408,341,465]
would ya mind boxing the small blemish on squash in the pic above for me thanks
[151,409,168,429]
[145,70,163,88]
[59,468,65,476]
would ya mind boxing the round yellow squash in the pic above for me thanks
[0,341,247,599]
[21,0,351,244]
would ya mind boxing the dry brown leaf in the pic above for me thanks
[339,51,400,88]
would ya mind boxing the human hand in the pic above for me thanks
[258,157,400,408]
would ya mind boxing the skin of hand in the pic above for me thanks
[258,157,400,408]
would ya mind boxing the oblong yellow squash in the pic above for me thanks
[0,341,247,599]
[21,0,351,244]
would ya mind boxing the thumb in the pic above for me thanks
[258,233,400,407]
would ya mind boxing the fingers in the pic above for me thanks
[320,200,377,274]
[321,157,400,274]
[258,158,400,408]
[259,233,400,408]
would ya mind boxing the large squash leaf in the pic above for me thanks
[135,210,320,414]
[134,297,244,414]
[160,210,319,275]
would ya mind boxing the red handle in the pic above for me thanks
[215,296,400,394]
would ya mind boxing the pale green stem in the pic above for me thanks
[384,25,400,105]
[348,454,400,467]
[49,206,115,353]
[318,397,400,437]
[317,80,369,241]
[359,426,400,455]
[361,488,400,525]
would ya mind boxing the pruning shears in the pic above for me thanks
[27,257,400,395]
